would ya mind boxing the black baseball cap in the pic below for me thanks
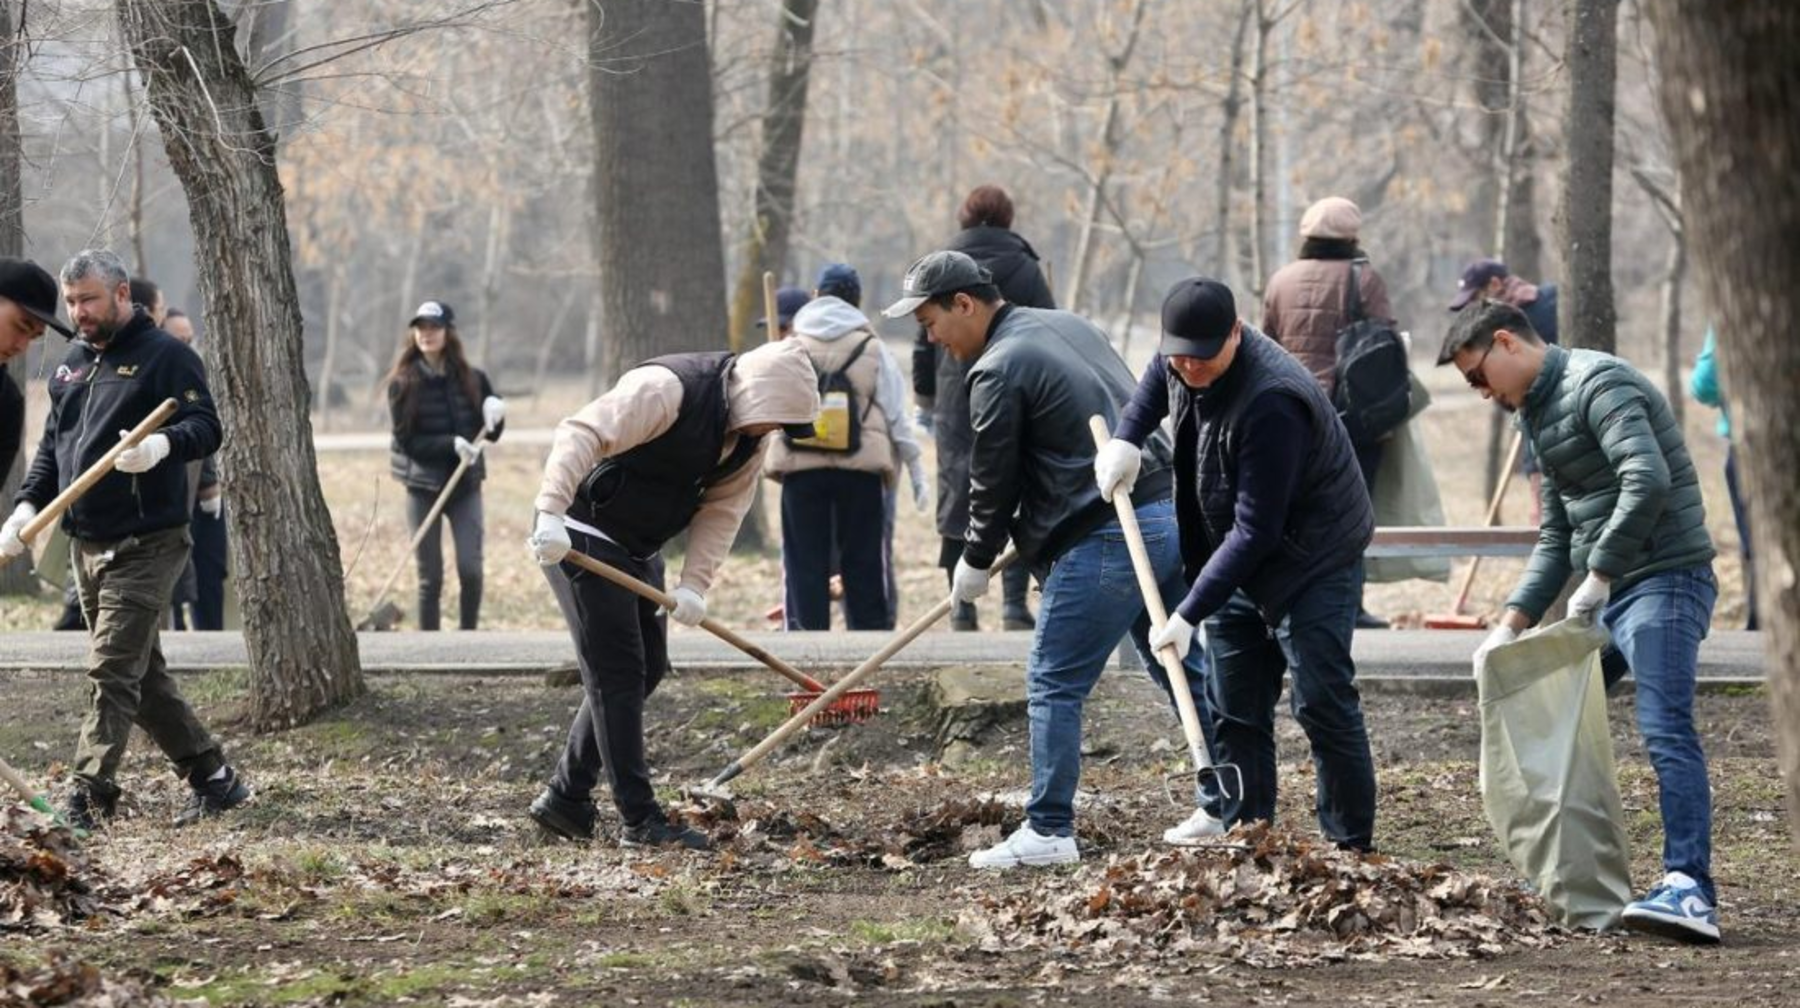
[1449,258,1508,311]
[410,300,455,327]
[881,251,993,319]
[1159,277,1238,360]
[0,257,74,338]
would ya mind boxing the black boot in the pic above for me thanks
[175,766,251,827]
[65,781,119,832]
[621,810,710,850]
[528,786,597,842]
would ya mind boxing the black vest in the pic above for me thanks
[1170,327,1372,622]
[570,352,763,555]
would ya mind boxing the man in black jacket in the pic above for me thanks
[886,251,1218,868]
[1102,277,1377,852]
[0,249,247,831]
[0,258,74,472]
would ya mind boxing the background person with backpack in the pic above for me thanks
[1261,196,1402,629]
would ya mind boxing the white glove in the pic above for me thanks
[1149,611,1198,662]
[913,407,934,437]
[950,557,992,604]
[1094,438,1142,503]
[114,431,170,474]
[907,460,929,511]
[527,512,571,566]
[1472,624,1520,674]
[454,435,485,465]
[482,395,505,433]
[668,586,706,626]
[199,494,223,519]
[0,502,37,559]
[1568,572,1611,623]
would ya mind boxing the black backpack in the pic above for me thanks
[785,333,878,454]
[1331,260,1411,448]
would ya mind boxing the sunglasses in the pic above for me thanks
[1463,341,1497,390]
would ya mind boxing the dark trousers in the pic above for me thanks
[71,526,223,795]
[545,531,668,825]
[1725,447,1757,630]
[780,469,892,630]
[189,502,229,630]
[1352,439,1384,608]
[1203,561,1377,850]
[406,486,484,630]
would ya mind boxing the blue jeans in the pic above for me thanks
[1024,498,1214,836]
[1203,562,1377,849]
[1601,565,1718,903]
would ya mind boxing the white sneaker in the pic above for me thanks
[968,824,1080,869]
[1162,807,1226,846]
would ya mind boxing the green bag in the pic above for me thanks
[1477,617,1632,929]
[1365,395,1450,584]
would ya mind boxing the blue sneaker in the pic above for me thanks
[1620,871,1720,945]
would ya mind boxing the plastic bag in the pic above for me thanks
[1477,617,1632,929]
[1365,379,1450,584]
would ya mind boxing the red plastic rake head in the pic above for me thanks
[786,688,880,725]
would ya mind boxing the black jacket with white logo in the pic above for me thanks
[17,310,222,541]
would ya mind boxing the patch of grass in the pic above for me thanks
[169,963,480,1006]
[459,891,557,925]
[656,880,710,916]
[848,918,956,945]
[595,951,654,969]
[292,846,348,883]
[182,667,249,706]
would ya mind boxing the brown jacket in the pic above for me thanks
[1260,258,1393,397]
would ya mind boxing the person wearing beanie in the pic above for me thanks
[1261,195,1397,629]
[1101,276,1379,854]
[524,339,819,851]
[886,251,1214,870]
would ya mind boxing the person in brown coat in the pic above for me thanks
[1260,196,1395,629]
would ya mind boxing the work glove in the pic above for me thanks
[114,431,170,474]
[1472,624,1520,675]
[907,459,930,511]
[199,494,223,519]
[950,557,992,604]
[0,502,37,559]
[1568,571,1611,624]
[668,586,707,626]
[527,511,571,566]
[1149,611,1198,663]
[482,395,506,433]
[913,407,934,438]
[1094,438,1142,503]
[453,435,485,465]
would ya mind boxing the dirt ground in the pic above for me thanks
[1,662,1794,1007]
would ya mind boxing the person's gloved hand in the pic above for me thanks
[114,431,170,474]
[0,502,37,559]
[950,557,991,604]
[482,395,506,433]
[527,512,571,566]
[668,586,707,626]
[1094,438,1142,503]
[199,494,223,519]
[1568,571,1611,623]
[454,435,485,465]
[1472,624,1520,674]
[1150,611,1198,662]
[907,459,930,511]
[913,407,934,438]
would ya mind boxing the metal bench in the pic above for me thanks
[1366,526,1538,559]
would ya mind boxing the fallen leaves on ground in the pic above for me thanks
[961,820,1563,968]
[0,806,105,931]
[0,950,186,1008]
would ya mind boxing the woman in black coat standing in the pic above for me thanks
[386,300,504,630]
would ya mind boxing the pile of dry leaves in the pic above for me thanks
[961,821,1563,967]
[1,807,105,931]
[687,796,1027,870]
[0,952,183,1008]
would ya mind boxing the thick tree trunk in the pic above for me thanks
[1558,0,1619,353]
[0,0,34,596]
[117,0,364,731]
[588,0,730,376]
[1645,0,1800,848]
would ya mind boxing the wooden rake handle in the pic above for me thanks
[560,548,829,694]
[362,432,491,618]
[1449,430,1526,614]
[762,270,779,343]
[6,397,179,563]
[1088,416,1213,773]
[703,547,1021,792]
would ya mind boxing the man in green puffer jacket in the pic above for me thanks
[1438,299,1721,946]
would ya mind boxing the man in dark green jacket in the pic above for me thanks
[1439,300,1720,945]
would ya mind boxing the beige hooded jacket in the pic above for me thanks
[534,339,819,595]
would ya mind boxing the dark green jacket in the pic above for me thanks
[1508,346,1714,621]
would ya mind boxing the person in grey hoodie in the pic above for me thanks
[765,270,926,630]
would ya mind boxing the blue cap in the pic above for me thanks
[757,286,810,328]
[815,263,862,306]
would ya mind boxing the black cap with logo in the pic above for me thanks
[0,258,74,338]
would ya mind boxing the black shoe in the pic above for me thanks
[1002,607,1035,632]
[950,601,978,633]
[52,601,85,631]
[528,787,597,842]
[65,783,119,832]
[620,812,711,851]
[174,766,250,827]
[1354,609,1390,630]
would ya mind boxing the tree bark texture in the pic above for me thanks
[0,0,34,595]
[116,0,365,730]
[1558,0,1619,353]
[587,0,730,377]
[1246,0,1273,303]
[1645,0,1800,848]
[1211,0,1253,288]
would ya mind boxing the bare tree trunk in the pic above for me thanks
[123,71,148,274]
[473,199,509,371]
[316,265,344,431]
[1645,0,1800,846]
[0,0,33,596]
[1212,0,1253,287]
[1559,0,1619,353]
[726,0,818,353]
[1247,0,1274,302]
[588,0,730,377]
[1630,165,1686,427]
[1064,0,1148,313]
[117,0,364,731]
